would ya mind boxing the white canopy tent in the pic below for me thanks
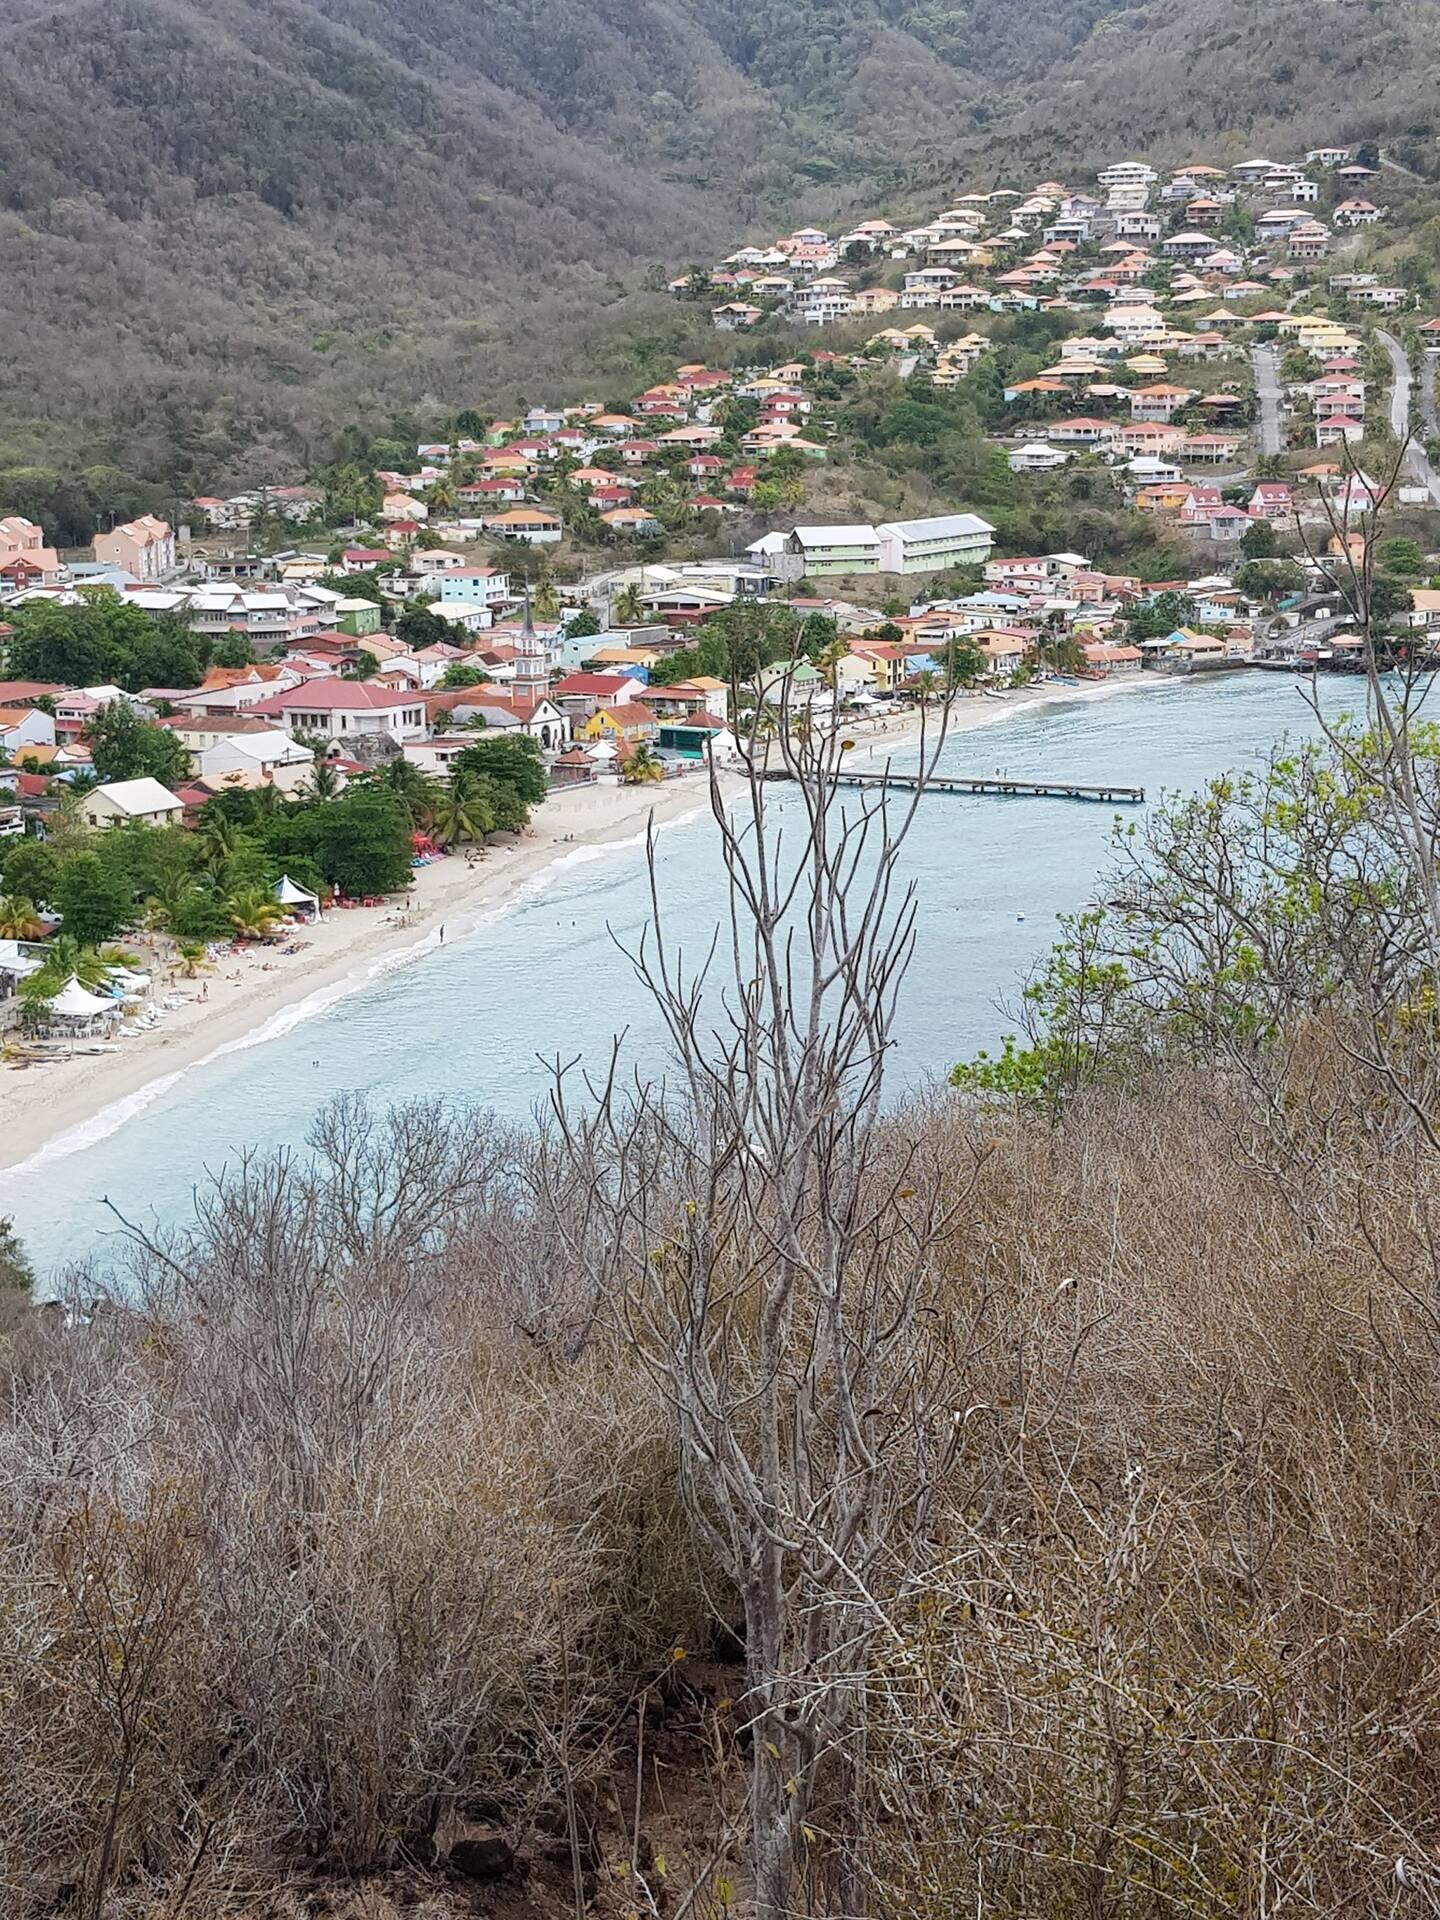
[47,977,118,1026]
[105,966,152,999]
[275,874,320,923]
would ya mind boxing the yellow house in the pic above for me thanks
[581,702,660,743]
[1136,480,1193,513]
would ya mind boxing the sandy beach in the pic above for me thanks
[0,676,1158,1170]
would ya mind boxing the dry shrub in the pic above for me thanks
[0,1104,706,1917]
[10,1022,1440,1919]
[856,1058,1440,1918]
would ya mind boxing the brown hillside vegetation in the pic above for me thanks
[3,0,1440,490]
[8,676,1440,1917]
[5,1051,1440,1915]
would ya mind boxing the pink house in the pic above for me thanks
[1248,483,1295,522]
[0,516,62,583]
[94,514,175,581]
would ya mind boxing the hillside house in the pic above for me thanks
[1316,416,1365,448]
[94,515,175,582]
[481,507,563,545]
[193,729,315,793]
[1162,231,1219,260]
[1008,443,1071,472]
[380,492,428,523]
[712,302,763,330]
[1049,417,1123,447]
[1248,483,1295,522]
[1130,384,1198,423]
[1346,285,1407,311]
[1334,200,1384,227]
[601,507,663,537]
[1288,222,1330,259]
[0,706,56,758]
[458,477,526,506]
[1114,211,1162,242]
[1315,387,1366,423]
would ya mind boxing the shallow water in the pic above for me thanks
[3,673,1345,1276]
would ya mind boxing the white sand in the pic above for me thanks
[0,676,1159,1169]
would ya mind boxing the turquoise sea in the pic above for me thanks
[2,673,1344,1278]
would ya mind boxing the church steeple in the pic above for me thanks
[513,574,548,706]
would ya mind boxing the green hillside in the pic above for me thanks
[0,0,1436,507]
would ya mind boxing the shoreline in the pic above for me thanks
[0,774,724,1176]
[0,674,1163,1175]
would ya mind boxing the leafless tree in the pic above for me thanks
[544,689,987,1916]
[1297,436,1440,972]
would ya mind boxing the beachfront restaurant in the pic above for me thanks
[274,874,321,923]
[39,977,121,1038]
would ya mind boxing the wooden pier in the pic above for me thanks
[763,769,1145,805]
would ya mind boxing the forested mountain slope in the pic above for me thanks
[0,0,1435,500]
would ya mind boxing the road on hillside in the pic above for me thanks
[1379,149,1423,181]
[1252,344,1283,455]
[1377,328,1440,503]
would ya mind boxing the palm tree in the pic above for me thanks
[226,887,286,942]
[622,743,664,786]
[532,577,561,621]
[143,875,214,936]
[639,473,680,511]
[199,814,243,880]
[20,936,118,1003]
[175,940,211,977]
[614,582,646,626]
[304,760,342,802]
[0,894,44,940]
[430,773,495,848]
[379,756,438,828]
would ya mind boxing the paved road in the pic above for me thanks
[1377,328,1440,502]
[1379,149,1423,181]
[1251,344,1283,455]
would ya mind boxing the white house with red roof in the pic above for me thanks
[248,679,427,745]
